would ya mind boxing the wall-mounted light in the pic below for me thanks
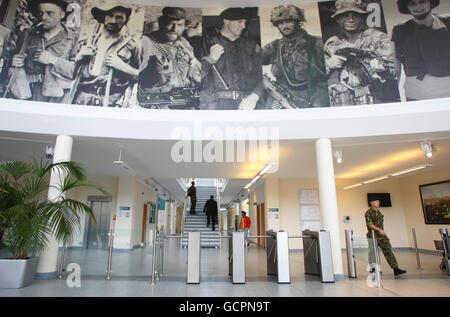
[333,148,343,164]
[421,141,433,158]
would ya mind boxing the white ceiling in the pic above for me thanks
[1,130,450,204]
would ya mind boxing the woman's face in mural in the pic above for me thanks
[276,19,299,37]
[407,0,432,19]
[336,12,364,33]
[36,3,65,31]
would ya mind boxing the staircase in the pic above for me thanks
[182,185,220,248]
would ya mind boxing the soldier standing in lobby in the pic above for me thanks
[200,7,264,110]
[0,0,78,102]
[70,3,141,107]
[322,0,400,106]
[391,0,450,101]
[365,199,407,275]
[261,5,330,108]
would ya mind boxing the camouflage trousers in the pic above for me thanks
[368,237,399,269]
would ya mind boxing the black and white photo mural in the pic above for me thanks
[0,0,449,110]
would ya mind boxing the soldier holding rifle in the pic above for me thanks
[70,3,141,107]
[1,0,77,102]
[323,0,399,106]
[262,5,329,109]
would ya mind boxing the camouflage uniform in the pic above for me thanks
[323,0,399,106]
[324,28,398,106]
[262,28,330,108]
[365,207,399,269]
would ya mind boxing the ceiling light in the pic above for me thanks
[391,164,428,177]
[113,148,133,171]
[251,175,261,183]
[258,164,272,175]
[421,141,433,158]
[333,148,343,164]
[343,183,362,190]
[363,176,388,184]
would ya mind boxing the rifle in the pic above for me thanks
[335,47,395,69]
[138,87,200,109]
[2,24,38,99]
[67,22,102,104]
[262,75,295,109]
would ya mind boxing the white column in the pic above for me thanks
[36,135,73,278]
[315,138,344,279]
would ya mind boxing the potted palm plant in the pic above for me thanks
[0,159,106,288]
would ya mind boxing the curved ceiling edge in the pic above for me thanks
[0,98,449,140]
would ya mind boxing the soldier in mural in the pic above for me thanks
[322,0,400,106]
[0,0,78,102]
[138,7,201,109]
[391,0,450,101]
[70,3,141,107]
[200,7,264,110]
[261,5,330,109]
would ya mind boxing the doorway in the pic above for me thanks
[256,203,266,248]
[84,196,112,250]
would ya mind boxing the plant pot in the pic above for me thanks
[0,257,39,288]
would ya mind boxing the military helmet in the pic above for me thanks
[270,5,306,25]
[397,0,439,14]
[331,0,369,18]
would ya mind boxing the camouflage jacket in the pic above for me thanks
[262,29,327,87]
[324,28,396,88]
[365,207,384,238]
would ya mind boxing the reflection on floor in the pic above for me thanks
[0,239,449,297]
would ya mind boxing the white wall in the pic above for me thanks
[254,168,449,251]
[399,167,450,251]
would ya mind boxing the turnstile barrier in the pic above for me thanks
[345,230,357,278]
[266,230,290,284]
[150,231,200,285]
[187,231,201,284]
[302,230,335,283]
[231,231,246,284]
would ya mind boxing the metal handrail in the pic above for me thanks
[412,228,423,270]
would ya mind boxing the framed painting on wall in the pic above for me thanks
[419,180,450,225]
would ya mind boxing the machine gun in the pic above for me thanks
[138,87,200,109]
[263,75,296,109]
[335,47,395,85]
[335,47,395,68]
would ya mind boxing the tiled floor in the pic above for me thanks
[0,239,449,297]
